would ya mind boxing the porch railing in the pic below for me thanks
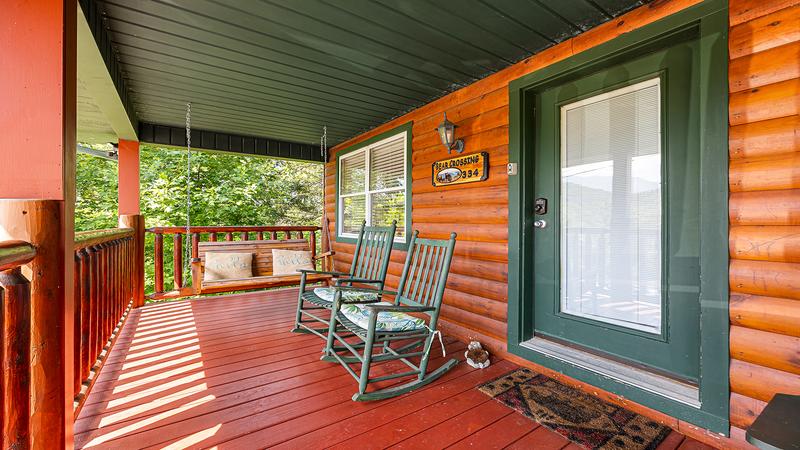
[146,225,322,300]
[0,240,36,448]
[73,228,135,409]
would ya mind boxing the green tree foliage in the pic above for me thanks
[75,145,323,294]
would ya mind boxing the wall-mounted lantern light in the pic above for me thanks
[436,112,464,154]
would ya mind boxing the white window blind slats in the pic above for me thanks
[370,136,405,191]
[340,152,366,195]
[338,131,407,241]
[559,78,663,334]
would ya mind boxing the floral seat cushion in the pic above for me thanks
[313,287,379,304]
[340,302,426,332]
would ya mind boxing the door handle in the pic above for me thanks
[534,219,547,229]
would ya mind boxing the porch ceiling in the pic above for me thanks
[92,0,644,147]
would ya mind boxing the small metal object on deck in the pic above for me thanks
[746,394,800,450]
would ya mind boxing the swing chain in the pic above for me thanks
[184,103,192,283]
[320,125,327,162]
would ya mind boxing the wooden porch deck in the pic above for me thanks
[74,289,710,449]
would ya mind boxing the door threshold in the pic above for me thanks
[521,337,700,408]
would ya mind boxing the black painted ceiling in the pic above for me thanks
[95,0,646,147]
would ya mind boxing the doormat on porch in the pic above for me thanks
[478,368,671,450]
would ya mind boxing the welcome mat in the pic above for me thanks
[478,368,672,450]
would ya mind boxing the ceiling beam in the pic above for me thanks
[138,122,324,163]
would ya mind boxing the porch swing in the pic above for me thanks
[179,103,335,295]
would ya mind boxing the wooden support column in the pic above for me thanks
[0,0,77,447]
[117,140,140,216]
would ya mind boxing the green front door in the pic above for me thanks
[531,38,701,382]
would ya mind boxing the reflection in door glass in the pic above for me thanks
[560,78,662,333]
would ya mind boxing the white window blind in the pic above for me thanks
[560,78,662,333]
[338,131,407,240]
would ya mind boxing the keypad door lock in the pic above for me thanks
[534,198,548,215]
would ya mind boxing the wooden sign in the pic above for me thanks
[432,152,489,187]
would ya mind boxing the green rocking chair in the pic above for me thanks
[323,231,458,401]
[292,220,397,339]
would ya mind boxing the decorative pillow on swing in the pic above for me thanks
[340,302,426,332]
[203,252,253,281]
[271,249,314,276]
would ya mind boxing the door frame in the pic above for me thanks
[507,0,729,434]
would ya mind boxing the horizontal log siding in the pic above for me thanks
[728,0,800,439]
[324,0,800,445]
[327,0,703,349]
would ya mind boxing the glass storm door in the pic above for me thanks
[532,40,701,382]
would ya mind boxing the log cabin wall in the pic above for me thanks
[325,0,800,443]
[728,0,800,439]
[327,0,703,356]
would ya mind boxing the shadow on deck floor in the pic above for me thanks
[74,288,708,449]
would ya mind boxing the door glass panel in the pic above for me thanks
[560,78,662,333]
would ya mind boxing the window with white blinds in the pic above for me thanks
[338,130,408,241]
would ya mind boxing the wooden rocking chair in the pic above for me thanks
[292,220,397,339]
[322,231,458,401]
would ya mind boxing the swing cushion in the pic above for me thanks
[340,302,426,332]
[203,252,253,281]
[313,287,379,304]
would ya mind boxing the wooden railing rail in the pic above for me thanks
[0,240,36,448]
[72,228,135,411]
[146,225,322,299]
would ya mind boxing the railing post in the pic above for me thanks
[78,249,91,386]
[0,267,32,450]
[310,230,317,267]
[191,233,200,260]
[119,215,145,308]
[153,232,164,294]
[73,253,82,399]
[89,245,100,366]
[173,233,183,289]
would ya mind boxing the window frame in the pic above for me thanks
[335,122,412,249]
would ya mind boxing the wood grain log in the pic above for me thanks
[729,41,800,92]
[730,153,800,192]
[0,267,31,450]
[730,259,800,300]
[729,78,800,126]
[730,325,800,375]
[730,392,766,429]
[730,0,800,26]
[729,225,800,262]
[730,293,800,337]
[730,189,800,226]
[411,106,508,150]
[729,115,800,160]
[729,5,800,59]
[730,358,800,402]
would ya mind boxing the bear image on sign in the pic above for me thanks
[436,167,462,184]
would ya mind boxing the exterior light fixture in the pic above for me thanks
[436,112,464,154]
